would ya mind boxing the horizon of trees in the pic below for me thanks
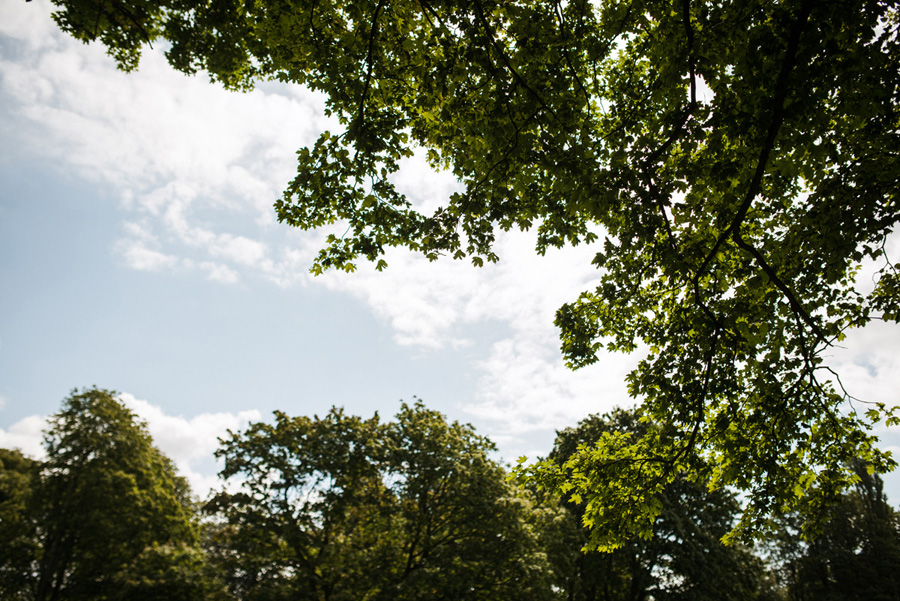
[1,387,898,600]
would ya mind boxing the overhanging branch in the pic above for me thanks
[694,0,822,341]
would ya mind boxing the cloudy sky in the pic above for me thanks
[2,0,899,501]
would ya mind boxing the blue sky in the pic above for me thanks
[2,0,899,501]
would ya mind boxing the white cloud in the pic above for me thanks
[827,321,900,441]
[0,415,46,460]
[0,394,261,498]
[467,339,635,435]
[829,324,900,403]
[1,0,331,292]
[119,393,261,498]
[116,239,181,272]
[826,230,900,433]
[0,389,264,498]
[198,261,240,284]
[317,250,479,349]
[0,0,66,60]
[314,226,634,442]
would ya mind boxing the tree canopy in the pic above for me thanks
[204,402,559,600]
[40,0,900,547]
[546,409,778,599]
[28,388,200,601]
[0,448,40,600]
[771,461,900,601]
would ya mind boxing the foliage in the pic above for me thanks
[205,401,559,601]
[544,409,779,599]
[41,0,900,546]
[110,542,229,601]
[28,387,200,601]
[772,462,900,601]
[0,448,40,600]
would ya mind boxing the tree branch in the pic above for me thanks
[694,0,821,340]
[553,0,592,104]
[355,0,388,129]
[470,0,561,122]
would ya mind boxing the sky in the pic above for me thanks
[1,0,899,502]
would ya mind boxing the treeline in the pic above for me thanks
[1,388,898,601]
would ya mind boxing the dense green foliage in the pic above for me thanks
[0,388,208,601]
[772,462,900,601]
[546,410,777,599]
[38,0,900,547]
[205,402,558,601]
[33,388,201,601]
[0,449,40,600]
[110,542,228,601]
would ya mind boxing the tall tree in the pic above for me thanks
[382,403,556,601]
[31,387,199,601]
[545,409,778,600]
[40,0,900,545]
[205,402,559,601]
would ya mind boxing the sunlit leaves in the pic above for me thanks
[528,409,776,599]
